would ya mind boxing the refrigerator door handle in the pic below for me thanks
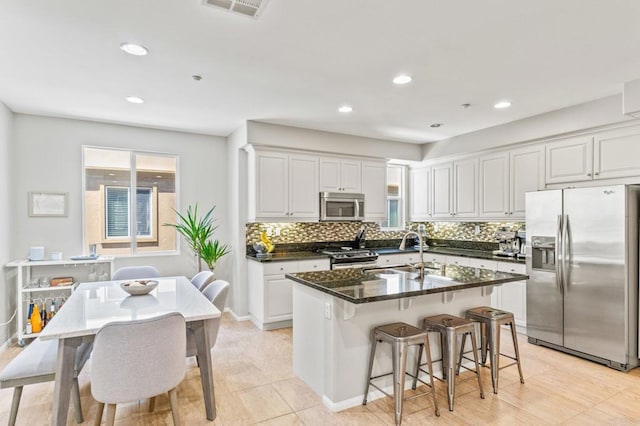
[562,214,570,293]
[556,214,564,295]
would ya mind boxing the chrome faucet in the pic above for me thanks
[399,231,425,278]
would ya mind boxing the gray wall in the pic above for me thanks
[424,94,634,159]
[10,114,229,277]
[247,121,422,161]
[0,103,14,345]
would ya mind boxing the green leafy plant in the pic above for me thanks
[165,204,228,271]
[200,239,230,271]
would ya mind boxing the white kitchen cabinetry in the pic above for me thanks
[361,160,388,221]
[6,257,114,346]
[252,150,319,221]
[495,262,527,333]
[377,253,421,267]
[545,136,593,184]
[546,126,640,184]
[409,167,431,221]
[432,159,478,219]
[320,157,362,193]
[248,258,330,330]
[479,146,543,220]
[466,258,498,271]
[445,255,471,267]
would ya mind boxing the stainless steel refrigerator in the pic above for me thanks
[525,185,639,371]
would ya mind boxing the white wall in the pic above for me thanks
[227,123,250,318]
[0,103,14,345]
[247,121,422,161]
[10,114,228,277]
[424,94,634,159]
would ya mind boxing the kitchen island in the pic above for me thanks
[286,263,528,411]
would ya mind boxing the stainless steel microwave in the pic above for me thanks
[319,192,365,221]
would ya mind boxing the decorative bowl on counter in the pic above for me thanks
[120,280,159,296]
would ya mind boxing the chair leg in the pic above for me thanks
[444,329,456,411]
[469,329,485,399]
[72,377,84,423]
[94,402,105,426]
[510,322,525,385]
[392,340,408,426]
[362,333,378,405]
[422,335,440,417]
[8,386,23,426]
[456,333,466,375]
[489,322,501,394]
[168,388,181,426]
[480,322,488,366]
[105,403,116,426]
[149,396,156,412]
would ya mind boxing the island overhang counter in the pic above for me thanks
[286,263,528,411]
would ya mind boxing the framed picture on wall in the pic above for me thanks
[28,192,68,217]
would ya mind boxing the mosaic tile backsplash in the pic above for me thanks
[245,221,525,246]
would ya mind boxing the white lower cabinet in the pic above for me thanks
[445,255,471,267]
[376,253,421,267]
[494,262,527,333]
[248,258,330,330]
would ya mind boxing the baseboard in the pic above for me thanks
[228,309,251,322]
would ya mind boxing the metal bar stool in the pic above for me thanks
[363,322,439,425]
[418,314,484,411]
[463,306,524,394]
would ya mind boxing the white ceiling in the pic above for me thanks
[1,0,640,144]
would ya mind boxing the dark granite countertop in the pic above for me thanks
[286,264,528,304]
[246,246,525,265]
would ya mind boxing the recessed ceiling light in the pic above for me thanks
[338,105,353,113]
[120,43,148,56]
[430,123,444,128]
[393,74,412,85]
[494,100,512,109]
[125,96,144,104]
[156,175,162,178]
[108,173,116,176]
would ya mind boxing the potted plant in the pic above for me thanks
[165,204,229,272]
[200,239,230,271]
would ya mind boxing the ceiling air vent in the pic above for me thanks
[201,0,269,18]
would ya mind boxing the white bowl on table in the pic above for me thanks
[120,280,159,296]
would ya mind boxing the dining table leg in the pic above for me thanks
[51,336,82,426]
[192,319,216,420]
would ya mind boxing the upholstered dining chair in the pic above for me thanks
[91,313,187,426]
[190,271,215,292]
[186,280,230,360]
[112,266,161,280]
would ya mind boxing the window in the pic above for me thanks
[105,187,153,238]
[381,165,405,229]
[84,147,178,256]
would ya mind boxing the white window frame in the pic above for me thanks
[380,164,406,230]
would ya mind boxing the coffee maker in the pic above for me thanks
[515,228,526,259]
[493,228,518,257]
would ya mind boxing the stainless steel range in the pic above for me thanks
[322,248,378,269]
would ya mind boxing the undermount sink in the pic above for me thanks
[365,265,421,280]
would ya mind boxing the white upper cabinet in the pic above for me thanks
[545,135,594,184]
[453,158,478,218]
[253,150,318,221]
[479,151,509,218]
[594,126,640,179]
[431,159,478,219]
[546,125,640,184]
[320,157,362,193]
[409,167,431,221]
[509,145,544,218]
[479,145,543,220]
[361,160,387,221]
[432,162,454,218]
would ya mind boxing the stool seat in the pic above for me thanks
[363,322,439,425]
[464,306,524,394]
[375,322,426,341]
[419,314,484,411]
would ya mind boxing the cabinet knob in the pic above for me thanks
[595,172,600,176]
[505,212,509,215]
[587,173,592,177]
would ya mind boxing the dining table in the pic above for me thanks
[38,275,221,425]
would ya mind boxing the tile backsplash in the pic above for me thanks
[245,221,525,245]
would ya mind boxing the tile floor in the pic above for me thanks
[1,314,640,425]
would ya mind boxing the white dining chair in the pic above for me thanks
[91,313,186,426]
[112,266,161,280]
[190,271,215,292]
[186,280,229,360]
